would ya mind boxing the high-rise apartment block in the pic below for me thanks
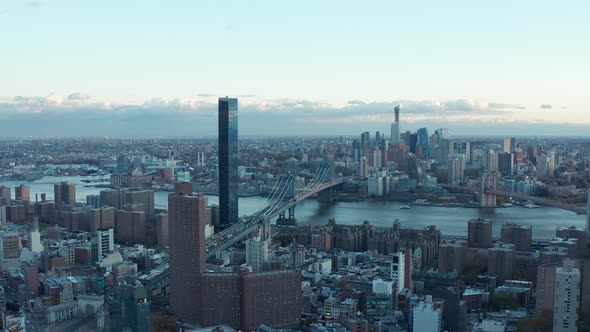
[15,184,30,202]
[218,97,239,226]
[488,243,515,283]
[467,218,492,249]
[124,190,155,217]
[54,182,76,210]
[500,223,532,252]
[168,183,301,330]
[245,236,270,272]
[553,259,580,332]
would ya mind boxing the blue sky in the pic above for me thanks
[1,1,589,136]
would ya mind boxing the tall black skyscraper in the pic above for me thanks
[218,97,239,225]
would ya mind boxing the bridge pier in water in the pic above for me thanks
[318,187,334,203]
[276,206,297,226]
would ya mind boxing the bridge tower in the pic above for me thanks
[276,175,298,226]
[480,171,497,207]
[318,164,337,203]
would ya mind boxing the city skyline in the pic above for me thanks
[1,1,589,136]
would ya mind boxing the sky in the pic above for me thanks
[1,1,589,137]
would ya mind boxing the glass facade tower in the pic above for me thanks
[218,97,239,225]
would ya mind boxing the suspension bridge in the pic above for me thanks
[144,163,345,294]
[442,184,587,214]
[206,163,344,256]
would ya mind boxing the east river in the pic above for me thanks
[1,176,585,239]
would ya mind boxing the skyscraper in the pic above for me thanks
[168,183,301,330]
[416,128,429,159]
[390,105,400,143]
[484,150,498,172]
[587,189,590,237]
[498,152,514,176]
[169,182,208,322]
[218,97,239,226]
[447,154,465,185]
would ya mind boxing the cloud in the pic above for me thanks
[196,93,216,97]
[26,1,41,8]
[67,92,91,100]
[488,102,526,110]
[1,94,567,136]
[540,104,553,109]
[347,100,366,105]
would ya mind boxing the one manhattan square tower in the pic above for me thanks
[218,97,239,226]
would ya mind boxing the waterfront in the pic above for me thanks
[2,176,585,239]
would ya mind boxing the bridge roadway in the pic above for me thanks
[442,184,587,214]
[144,177,346,292]
[206,177,346,256]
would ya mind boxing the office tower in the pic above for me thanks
[500,223,532,252]
[498,152,514,176]
[245,236,270,272]
[510,138,517,152]
[553,259,580,331]
[100,188,129,210]
[447,154,465,185]
[389,142,407,170]
[390,105,400,143]
[218,97,239,226]
[359,156,368,178]
[416,128,429,159]
[537,155,551,178]
[412,297,442,332]
[454,141,471,164]
[436,128,450,140]
[109,280,151,332]
[54,182,76,210]
[169,182,207,322]
[488,243,515,283]
[503,138,511,153]
[91,228,114,263]
[352,140,361,162]
[484,149,498,172]
[372,148,382,168]
[375,131,381,144]
[86,195,101,208]
[14,185,30,202]
[467,218,492,249]
[361,131,371,145]
[587,189,590,237]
